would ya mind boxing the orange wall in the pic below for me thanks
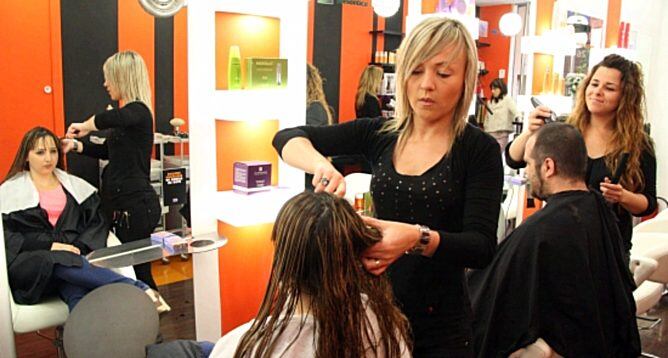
[217,221,274,333]
[478,5,512,98]
[174,9,189,135]
[339,4,375,123]
[532,0,555,95]
[0,0,63,177]
[605,0,622,47]
[215,120,280,191]
[119,0,155,112]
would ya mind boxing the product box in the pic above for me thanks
[233,161,272,194]
[151,231,188,252]
[245,58,288,89]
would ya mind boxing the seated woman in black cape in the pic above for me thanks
[1,126,169,313]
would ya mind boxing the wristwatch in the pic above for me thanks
[408,224,431,255]
[71,138,81,153]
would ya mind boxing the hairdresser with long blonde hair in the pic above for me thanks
[355,65,384,118]
[506,54,657,263]
[273,17,502,356]
[307,63,334,126]
[62,50,162,291]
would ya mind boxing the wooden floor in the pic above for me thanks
[13,275,668,357]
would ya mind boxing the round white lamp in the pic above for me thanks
[372,0,400,18]
[499,12,522,37]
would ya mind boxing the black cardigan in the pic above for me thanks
[273,118,503,351]
[82,101,155,201]
[355,93,382,118]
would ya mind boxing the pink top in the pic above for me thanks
[39,186,67,227]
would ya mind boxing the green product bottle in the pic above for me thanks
[228,45,242,89]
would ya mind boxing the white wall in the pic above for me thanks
[621,0,668,196]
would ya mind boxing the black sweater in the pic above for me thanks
[82,102,155,200]
[355,93,382,118]
[273,118,503,352]
[504,141,657,254]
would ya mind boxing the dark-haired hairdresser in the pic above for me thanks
[1,127,169,313]
[506,54,657,263]
[62,50,161,290]
[273,17,502,356]
[484,78,518,151]
[148,192,410,357]
[470,123,640,357]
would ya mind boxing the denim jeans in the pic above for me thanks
[53,257,149,311]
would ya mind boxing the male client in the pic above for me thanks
[469,123,640,357]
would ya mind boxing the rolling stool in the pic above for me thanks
[63,283,159,358]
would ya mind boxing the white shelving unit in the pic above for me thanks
[188,0,307,340]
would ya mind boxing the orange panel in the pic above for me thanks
[402,0,409,32]
[215,13,280,90]
[339,4,374,123]
[532,0,554,95]
[377,16,386,57]
[217,221,274,333]
[118,0,155,113]
[421,0,438,14]
[174,8,189,155]
[308,0,315,63]
[49,0,65,138]
[521,191,542,220]
[605,0,622,48]
[478,5,512,98]
[535,0,554,36]
[0,0,59,177]
[215,120,280,191]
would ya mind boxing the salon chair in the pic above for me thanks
[631,233,668,286]
[0,227,135,358]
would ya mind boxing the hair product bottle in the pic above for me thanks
[228,45,242,89]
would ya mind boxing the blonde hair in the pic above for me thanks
[307,64,334,125]
[355,65,384,112]
[103,50,152,111]
[567,54,653,192]
[383,17,478,151]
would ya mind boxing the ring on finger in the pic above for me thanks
[320,177,330,186]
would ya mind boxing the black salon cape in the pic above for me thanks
[468,190,640,357]
[2,172,108,304]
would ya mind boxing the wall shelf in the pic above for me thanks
[215,187,302,227]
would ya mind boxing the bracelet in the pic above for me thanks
[407,224,431,255]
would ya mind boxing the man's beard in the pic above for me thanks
[530,173,549,201]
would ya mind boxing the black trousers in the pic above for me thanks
[103,189,161,290]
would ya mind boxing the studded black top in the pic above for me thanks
[273,117,503,352]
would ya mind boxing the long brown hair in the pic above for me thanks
[307,63,334,125]
[567,54,653,192]
[355,65,383,112]
[234,192,410,357]
[3,127,64,184]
